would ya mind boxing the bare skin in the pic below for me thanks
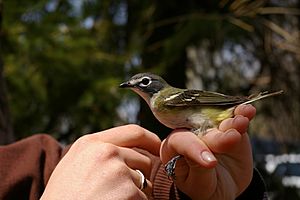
[41,104,256,200]
[41,125,161,200]
[160,104,256,200]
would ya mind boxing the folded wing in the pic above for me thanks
[163,89,248,107]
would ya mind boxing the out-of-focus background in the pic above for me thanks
[0,0,299,199]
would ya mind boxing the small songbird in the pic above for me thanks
[120,72,283,177]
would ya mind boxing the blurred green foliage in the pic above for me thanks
[2,0,129,140]
[1,0,300,146]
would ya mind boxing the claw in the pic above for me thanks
[164,155,182,179]
[192,120,212,137]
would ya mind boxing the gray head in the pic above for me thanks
[120,73,169,96]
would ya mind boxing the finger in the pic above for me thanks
[142,179,152,197]
[218,115,249,134]
[94,124,161,156]
[234,104,256,120]
[201,126,253,175]
[130,169,152,191]
[131,169,152,196]
[202,128,242,154]
[118,147,152,178]
[160,130,217,169]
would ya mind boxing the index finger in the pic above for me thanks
[160,130,217,168]
[94,124,161,156]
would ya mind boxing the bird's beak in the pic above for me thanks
[119,81,132,88]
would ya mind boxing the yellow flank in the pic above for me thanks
[201,107,235,126]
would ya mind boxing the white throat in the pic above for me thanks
[131,88,151,106]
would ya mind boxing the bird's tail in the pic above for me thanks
[218,90,283,130]
[241,90,284,105]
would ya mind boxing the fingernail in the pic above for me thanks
[201,151,217,163]
[225,129,237,136]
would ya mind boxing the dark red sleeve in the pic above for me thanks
[0,134,267,200]
[0,134,65,200]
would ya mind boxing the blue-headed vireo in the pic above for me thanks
[120,72,283,177]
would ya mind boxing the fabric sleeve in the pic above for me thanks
[236,168,269,200]
[0,134,268,200]
[0,134,64,200]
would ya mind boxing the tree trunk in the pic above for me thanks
[0,0,14,144]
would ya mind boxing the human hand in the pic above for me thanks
[41,125,161,200]
[160,104,256,200]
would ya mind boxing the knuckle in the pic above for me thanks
[95,143,119,161]
[73,134,95,149]
[125,123,141,129]
[124,124,146,139]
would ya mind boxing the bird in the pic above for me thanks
[120,72,283,177]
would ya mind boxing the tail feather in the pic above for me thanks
[241,90,283,105]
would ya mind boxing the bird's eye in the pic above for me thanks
[139,77,151,87]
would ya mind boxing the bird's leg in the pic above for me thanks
[192,128,207,137]
[192,120,212,137]
[164,155,182,179]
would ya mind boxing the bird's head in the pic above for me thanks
[120,73,169,102]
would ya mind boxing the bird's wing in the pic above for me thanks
[163,89,248,107]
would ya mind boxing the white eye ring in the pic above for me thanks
[139,77,152,87]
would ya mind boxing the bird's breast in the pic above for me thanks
[150,105,214,130]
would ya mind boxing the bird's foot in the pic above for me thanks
[191,128,208,137]
[192,122,212,137]
[164,155,182,180]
